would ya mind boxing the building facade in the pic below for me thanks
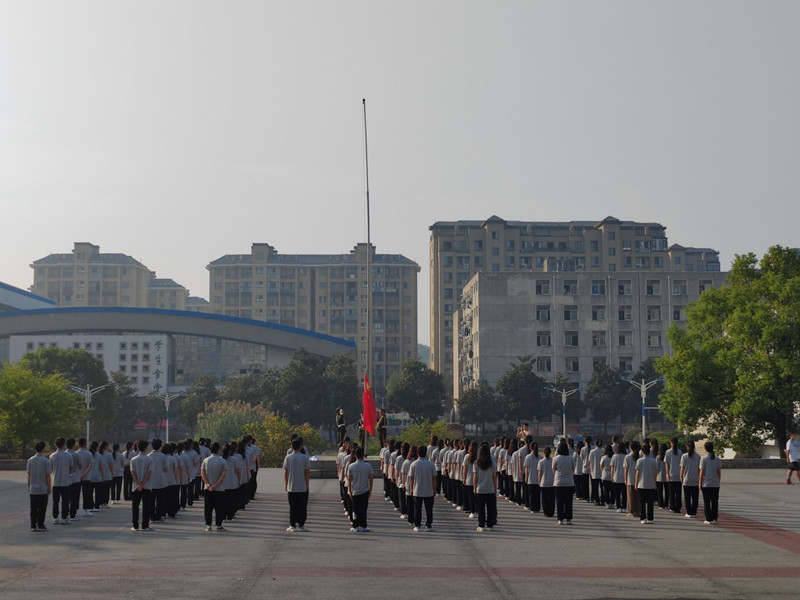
[430,216,722,381]
[207,243,420,394]
[31,242,190,310]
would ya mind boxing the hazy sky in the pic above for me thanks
[2,2,798,344]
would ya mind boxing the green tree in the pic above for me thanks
[657,246,800,453]
[323,354,359,432]
[197,399,269,444]
[175,373,219,436]
[495,356,552,423]
[219,372,276,406]
[243,414,323,467]
[139,395,166,439]
[457,380,498,431]
[271,349,327,425]
[386,359,445,424]
[397,419,458,447]
[583,364,631,430]
[0,362,81,456]
[104,371,140,440]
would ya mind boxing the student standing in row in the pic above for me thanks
[680,440,701,518]
[665,437,683,513]
[635,444,658,524]
[599,444,614,508]
[347,446,373,532]
[49,437,72,525]
[655,444,668,509]
[786,432,799,485]
[473,444,497,531]
[77,438,94,517]
[623,441,640,519]
[111,443,125,504]
[538,447,555,518]
[27,441,52,532]
[408,445,436,532]
[201,442,228,532]
[523,442,540,513]
[610,442,627,513]
[122,441,135,501]
[283,437,310,532]
[129,440,153,531]
[699,442,722,524]
[67,438,81,522]
[552,442,574,525]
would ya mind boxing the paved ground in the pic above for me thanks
[1,468,798,599]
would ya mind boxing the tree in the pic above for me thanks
[175,373,219,436]
[397,419,458,448]
[386,359,445,424]
[196,400,269,444]
[457,380,498,431]
[495,356,553,423]
[219,372,275,407]
[271,349,327,426]
[138,395,165,439]
[243,414,323,468]
[628,358,667,429]
[323,354,359,434]
[104,371,140,440]
[657,246,800,453]
[583,364,632,430]
[0,363,81,456]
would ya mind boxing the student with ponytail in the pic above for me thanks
[680,440,701,518]
[699,442,722,524]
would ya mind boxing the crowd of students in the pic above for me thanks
[25,435,261,532]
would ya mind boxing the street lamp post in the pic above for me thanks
[69,382,116,441]
[152,391,184,444]
[547,387,581,440]
[625,377,664,441]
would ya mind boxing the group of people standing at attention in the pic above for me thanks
[374,433,723,531]
[24,435,261,533]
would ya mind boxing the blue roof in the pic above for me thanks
[0,281,56,305]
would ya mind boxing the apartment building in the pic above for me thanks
[31,242,189,310]
[430,216,722,380]
[206,243,420,395]
[454,269,727,402]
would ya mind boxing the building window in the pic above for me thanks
[491,231,500,240]
[474,256,483,267]
[646,280,661,295]
[535,280,550,295]
[536,306,550,321]
[592,332,607,347]
[564,331,579,346]
[591,305,606,321]
[675,257,682,265]
[673,306,685,321]
[618,305,632,321]
[647,332,662,347]
[492,247,499,256]
[636,257,650,268]
[619,356,633,373]
[563,306,578,321]
[491,263,500,272]
[590,257,600,268]
[699,280,712,293]
[474,240,483,251]
[673,280,687,295]
[590,241,599,251]
[563,280,578,295]
[537,357,552,373]
[565,357,579,372]
[623,257,632,268]
[619,333,631,347]
[536,257,545,268]
[536,331,551,347]
[608,247,616,256]
[608,231,616,240]
[591,280,606,295]
[646,306,661,321]
[506,256,515,267]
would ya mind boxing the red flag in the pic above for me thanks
[362,374,376,436]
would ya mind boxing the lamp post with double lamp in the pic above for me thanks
[624,376,665,441]
[152,391,185,444]
[546,386,581,440]
[69,382,116,441]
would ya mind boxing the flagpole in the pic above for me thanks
[362,98,371,456]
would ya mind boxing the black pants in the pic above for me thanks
[613,482,626,509]
[414,495,434,528]
[378,428,387,447]
[399,488,408,515]
[52,486,70,519]
[131,489,151,529]
[225,488,238,520]
[436,473,442,494]
[69,482,81,518]
[505,474,514,501]
[541,487,555,517]
[656,481,668,508]
[205,490,226,527]
[168,485,179,517]
[152,487,167,520]
[602,480,613,506]
[497,472,505,496]
[684,485,699,516]
[250,467,258,499]
[669,481,683,512]
[180,483,189,508]
[123,467,133,500]
[81,480,93,510]
[30,494,48,529]
[337,427,346,448]
[463,483,475,513]
[514,481,525,506]
[527,484,540,512]
[555,486,574,521]
[701,486,719,522]
[288,491,308,528]
[452,480,462,507]
[112,476,123,501]
[406,493,415,525]
[193,476,202,501]
[352,492,369,529]
[639,487,655,521]
[476,492,497,528]
[591,478,601,504]
[92,482,103,509]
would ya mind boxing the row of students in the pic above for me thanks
[376,438,438,531]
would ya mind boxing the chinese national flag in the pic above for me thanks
[362,374,376,436]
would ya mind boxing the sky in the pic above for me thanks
[1,2,798,344]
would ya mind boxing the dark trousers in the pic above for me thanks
[669,481,683,512]
[250,467,258,499]
[591,478,601,504]
[168,485,179,517]
[414,495,434,528]
[225,489,237,520]
[613,482,626,509]
[497,472,505,496]
[81,480,93,510]
[452,480,462,507]
[476,492,497,528]
[69,482,81,518]
[684,485,699,516]
[112,476,123,501]
[656,481,668,508]
[52,486,70,519]
[406,493,415,525]
[701,486,719,522]
[555,486,575,521]
[92,482,103,509]
[436,473,442,494]
[180,484,189,508]
[463,483,475,513]
[337,427,346,447]
[131,489,151,529]
[514,481,525,506]
[192,476,202,501]
[30,494,48,528]
[123,467,133,500]
[352,492,369,528]
[399,488,408,515]
[288,491,308,528]
[639,487,655,521]
[602,480,613,505]
[541,487,555,517]
[505,474,514,501]
[205,490,226,527]
[527,484,541,512]
[378,428,387,447]
[152,487,167,520]
[383,474,389,498]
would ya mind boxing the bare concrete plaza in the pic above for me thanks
[1,467,798,599]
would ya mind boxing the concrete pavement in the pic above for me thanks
[1,468,798,599]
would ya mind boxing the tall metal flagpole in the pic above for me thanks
[363,98,371,454]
